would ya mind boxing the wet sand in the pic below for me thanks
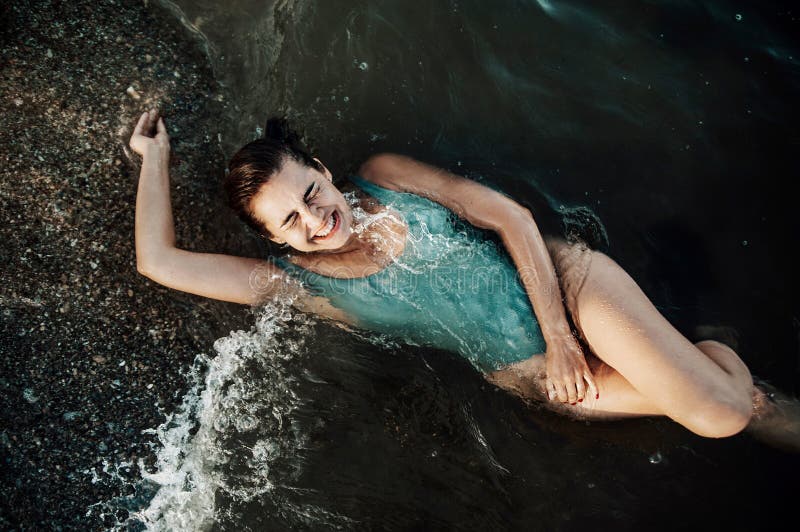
[0,1,258,528]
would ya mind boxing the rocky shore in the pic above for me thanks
[1,1,258,528]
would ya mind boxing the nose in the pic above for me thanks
[298,203,326,234]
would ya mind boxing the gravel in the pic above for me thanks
[1,1,261,528]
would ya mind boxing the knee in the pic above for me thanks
[685,396,753,438]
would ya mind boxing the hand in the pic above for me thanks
[544,333,598,404]
[129,109,170,160]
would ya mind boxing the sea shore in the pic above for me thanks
[1,1,256,528]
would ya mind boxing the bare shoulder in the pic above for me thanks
[357,153,431,191]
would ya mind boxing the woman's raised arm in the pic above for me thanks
[130,110,288,306]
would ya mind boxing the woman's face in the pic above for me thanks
[249,157,354,252]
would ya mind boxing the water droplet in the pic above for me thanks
[358,62,369,71]
[649,451,663,464]
[735,13,742,21]
[742,240,748,246]
[744,56,750,62]
[343,96,350,102]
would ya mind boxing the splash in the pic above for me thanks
[119,300,315,530]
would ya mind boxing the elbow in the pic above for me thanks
[136,258,157,279]
[513,205,533,221]
[135,244,175,280]
[358,153,401,181]
[490,202,534,233]
[136,250,165,280]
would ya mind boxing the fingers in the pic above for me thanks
[133,111,149,135]
[547,379,588,405]
[575,371,586,403]
[549,381,572,404]
[156,116,167,135]
[584,370,599,400]
[546,380,559,402]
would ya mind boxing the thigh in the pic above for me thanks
[546,238,739,418]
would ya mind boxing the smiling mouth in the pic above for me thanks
[312,210,340,241]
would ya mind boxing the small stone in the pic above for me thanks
[145,54,153,62]
[23,388,38,403]
[46,49,53,59]
[114,159,122,166]
[92,355,107,364]
[63,411,81,422]
[14,98,23,107]
[126,86,141,100]
[127,289,134,297]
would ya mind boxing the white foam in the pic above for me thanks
[125,301,314,530]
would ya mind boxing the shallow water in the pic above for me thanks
[119,0,799,529]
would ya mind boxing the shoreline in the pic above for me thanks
[0,1,257,528]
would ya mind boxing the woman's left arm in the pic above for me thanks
[359,153,597,404]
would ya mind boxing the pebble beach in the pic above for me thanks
[1,1,257,528]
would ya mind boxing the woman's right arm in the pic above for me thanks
[131,110,287,305]
[130,111,355,323]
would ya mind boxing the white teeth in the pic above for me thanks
[316,212,335,237]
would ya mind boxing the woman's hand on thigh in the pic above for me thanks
[545,335,599,404]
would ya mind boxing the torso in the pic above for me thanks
[275,175,547,373]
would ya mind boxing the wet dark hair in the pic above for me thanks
[225,117,323,238]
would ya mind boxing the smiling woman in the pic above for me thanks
[131,109,800,450]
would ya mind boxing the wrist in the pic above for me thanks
[543,326,575,344]
[142,145,170,165]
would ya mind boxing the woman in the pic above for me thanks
[130,109,795,446]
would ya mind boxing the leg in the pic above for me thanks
[554,240,754,437]
[487,353,660,420]
[489,238,754,438]
[487,339,744,423]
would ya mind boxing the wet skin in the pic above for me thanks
[249,158,359,254]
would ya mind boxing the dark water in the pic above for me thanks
[130,1,800,529]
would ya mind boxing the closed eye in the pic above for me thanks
[283,182,319,229]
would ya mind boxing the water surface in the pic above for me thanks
[127,1,800,529]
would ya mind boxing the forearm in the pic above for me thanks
[498,211,572,342]
[135,148,176,270]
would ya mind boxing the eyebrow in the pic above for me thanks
[281,182,316,228]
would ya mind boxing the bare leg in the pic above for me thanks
[571,250,753,437]
[487,339,745,423]
[489,240,755,438]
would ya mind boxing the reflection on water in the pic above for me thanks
[116,0,800,529]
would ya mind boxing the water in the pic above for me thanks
[114,0,799,529]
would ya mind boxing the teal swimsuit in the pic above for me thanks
[275,176,546,373]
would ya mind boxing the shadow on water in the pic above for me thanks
[124,0,800,529]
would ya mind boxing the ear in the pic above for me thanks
[314,158,333,181]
